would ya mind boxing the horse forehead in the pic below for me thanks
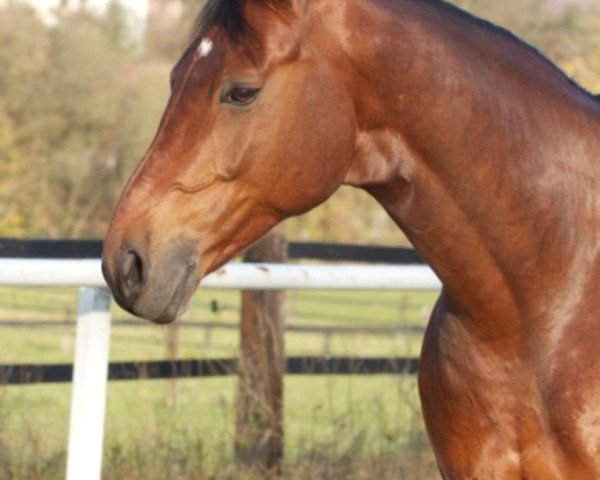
[173,35,223,89]
[197,38,214,59]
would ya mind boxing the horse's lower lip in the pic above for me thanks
[152,266,197,324]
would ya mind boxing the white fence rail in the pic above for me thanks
[0,258,441,480]
[0,258,441,290]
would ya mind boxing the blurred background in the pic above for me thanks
[1,0,597,244]
[0,1,598,479]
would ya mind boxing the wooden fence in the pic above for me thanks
[0,235,435,475]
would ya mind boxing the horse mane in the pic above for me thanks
[190,0,599,102]
[191,0,290,43]
[428,0,598,102]
[192,0,247,42]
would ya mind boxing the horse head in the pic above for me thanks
[102,0,357,322]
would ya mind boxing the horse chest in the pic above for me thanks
[419,305,600,479]
[418,313,522,478]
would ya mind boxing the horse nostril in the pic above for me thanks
[120,247,146,301]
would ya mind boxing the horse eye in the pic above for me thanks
[221,85,261,107]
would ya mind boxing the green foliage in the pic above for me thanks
[0,106,24,235]
[0,2,169,238]
[102,0,136,54]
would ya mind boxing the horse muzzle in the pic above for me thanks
[102,242,200,324]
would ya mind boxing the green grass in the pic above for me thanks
[0,376,439,480]
[0,286,440,479]
[0,287,437,362]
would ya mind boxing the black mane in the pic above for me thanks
[427,0,597,102]
[190,0,599,102]
[192,0,248,42]
[191,0,290,43]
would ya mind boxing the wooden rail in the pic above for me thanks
[0,237,426,264]
[0,237,436,476]
[0,357,419,385]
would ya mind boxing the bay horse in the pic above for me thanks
[102,0,600,478]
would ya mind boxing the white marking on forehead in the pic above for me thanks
[197,38,214,58]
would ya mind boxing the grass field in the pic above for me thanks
[0,286,440,479]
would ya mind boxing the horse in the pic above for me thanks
[102,0,600,477]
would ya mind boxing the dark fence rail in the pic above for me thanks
[0,357,419,385]
[0,238,103,259]
[0,238,425,264]
[288,241,424,264]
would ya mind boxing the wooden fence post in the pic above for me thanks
[235,232,287,472]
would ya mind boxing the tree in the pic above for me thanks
[0,3,50,235]
[0,2,170,237]
[0,102,25,236]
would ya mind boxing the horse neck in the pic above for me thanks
[332,0,600,340]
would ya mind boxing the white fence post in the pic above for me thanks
[66,287,112,480]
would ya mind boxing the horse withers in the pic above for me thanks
[102,1,600,478]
